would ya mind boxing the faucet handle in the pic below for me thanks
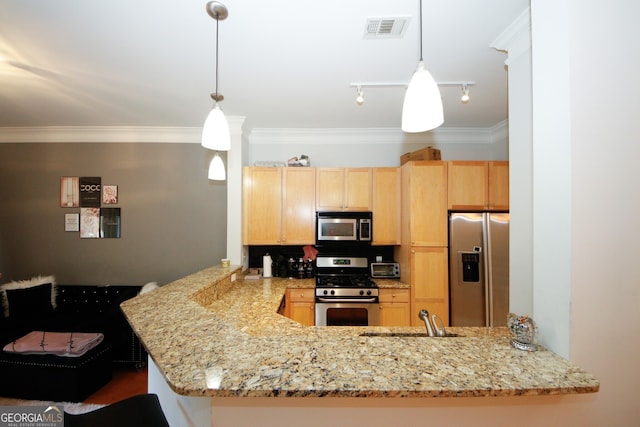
[418,309,436,337]
[431,314,447,337]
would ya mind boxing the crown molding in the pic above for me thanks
[0,117,506,145]
[250,121,508,145]
[0,117,246,143]
[491,7,531,65]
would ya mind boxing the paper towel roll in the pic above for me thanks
[263,254,272,277]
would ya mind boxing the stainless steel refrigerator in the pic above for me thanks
[449,212,509,326]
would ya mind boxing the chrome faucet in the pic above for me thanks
[418,309,436,337]
[418,309,447,337]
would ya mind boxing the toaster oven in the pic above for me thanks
[370,262,400,279]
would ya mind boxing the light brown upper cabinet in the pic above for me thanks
[316,168,371,211]
[371,167,401,245]
[447,161,509,211]
[243,167,316,245]
[401,161,448,247]
[487,161,509,210]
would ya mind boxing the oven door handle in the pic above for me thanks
[316,297,378,303]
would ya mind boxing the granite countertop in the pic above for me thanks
[120,266,599,398]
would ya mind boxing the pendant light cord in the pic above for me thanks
[418,0,423,61]
[215,10,220,101]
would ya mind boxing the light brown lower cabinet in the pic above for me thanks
[410,246,449,327]
[378,288,410,326]
[285,288,315,326]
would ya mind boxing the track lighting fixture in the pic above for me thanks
[349,81,475,106]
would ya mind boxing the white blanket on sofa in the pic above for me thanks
[3,331,104,357]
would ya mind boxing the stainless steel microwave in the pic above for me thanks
[316,211,372,243]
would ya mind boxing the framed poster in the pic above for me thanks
[102,185,118,204]
[60,176,79,207]
[80,208,100,238]
[100,208,121,238]
[79,177,101,207]
[65,213,79,232]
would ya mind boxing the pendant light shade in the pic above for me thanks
[401,0,444,133]
[208,152,226,181]
[202,103,231,151]
[401,61,443,132]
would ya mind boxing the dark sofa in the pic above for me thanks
[0,282,146,402]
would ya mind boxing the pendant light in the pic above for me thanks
[202,1,230,182]
[208,152,226,180]
[401,0,443,133]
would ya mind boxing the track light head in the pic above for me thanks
[356,86,364,105]
[461,85,470,103]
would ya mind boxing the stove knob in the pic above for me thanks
[359,290,364,296]
[366,290,372,296]
[323,290,328,295]
[330,290,335,295]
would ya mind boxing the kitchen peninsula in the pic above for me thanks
[121,265,598,425]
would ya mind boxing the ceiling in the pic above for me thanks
[0,0,528,133]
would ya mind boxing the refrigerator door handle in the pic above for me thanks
[483,213,493,326]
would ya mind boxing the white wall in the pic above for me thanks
[148,357,211,427]
[531,0,573,358]
[246,125,509,168]
[225,116,246,267]
[564,0,640,423]
[492,8,534,318]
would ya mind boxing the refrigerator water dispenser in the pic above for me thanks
[461,252,480,282]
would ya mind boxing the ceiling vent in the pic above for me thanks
[364,17,410,39]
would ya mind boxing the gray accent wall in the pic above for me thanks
[0,143,227,286]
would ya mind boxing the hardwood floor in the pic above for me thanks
[83,367,148,405]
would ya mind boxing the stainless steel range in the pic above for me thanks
[314,256,379,326]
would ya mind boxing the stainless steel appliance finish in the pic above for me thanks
[316,211,372,243]
[314,255,379,326]
[370,262,400,278]
[449,212,509,327]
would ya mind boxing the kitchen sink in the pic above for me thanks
[359,332,463,338]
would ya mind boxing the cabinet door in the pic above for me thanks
[242,167,282,244]
[344,168,372,211]
[286,288,315,326]
[410,247,449,327]
[447,161,488,210]
[488,161,509,210]
[378,288,410,326]
[282,168,316,244]
[371,167,401,245]
[316,168,371,211]
[404,161,448,247]
[316,168,344,210]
